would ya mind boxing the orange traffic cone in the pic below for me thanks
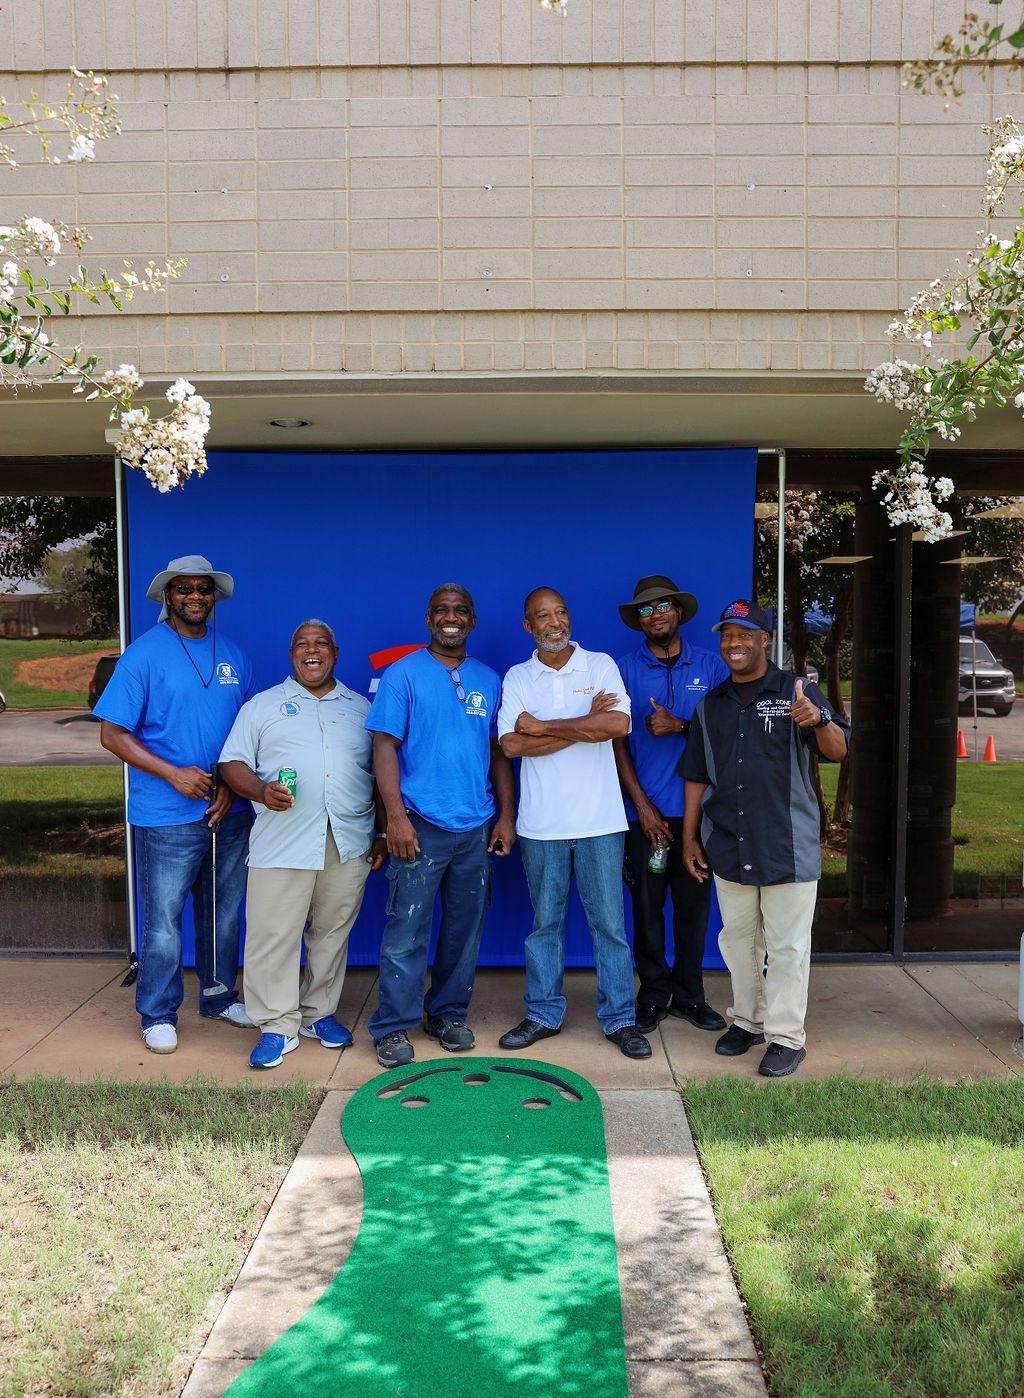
[983,734,997,763]
[957,729,968,757]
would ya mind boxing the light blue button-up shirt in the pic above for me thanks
[220,675,375,870]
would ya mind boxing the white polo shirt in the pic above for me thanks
[497,643,631,841]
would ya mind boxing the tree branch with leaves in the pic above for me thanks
[0,70,211,491]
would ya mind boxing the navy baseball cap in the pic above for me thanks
[712,599,772,632]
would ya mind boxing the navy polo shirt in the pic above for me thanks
[617,638,729,818]
[681,662,850,886]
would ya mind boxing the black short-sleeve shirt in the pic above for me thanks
[680,662,850,886]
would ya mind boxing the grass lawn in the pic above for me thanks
[0,1076,321,1396]
[0,765,124,880]
[0,638,118,709]
[819,761,1024,898]
[685,1077,1024,1398]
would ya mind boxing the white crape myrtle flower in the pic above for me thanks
[21,217,61,264]
[0,259,19,304]
[115,380,212,493]
[539,0,568,13]
[66,133,95,164]
[101,363,144,394]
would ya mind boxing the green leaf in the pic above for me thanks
[1007,25,1024,45]
[19,267,34,291]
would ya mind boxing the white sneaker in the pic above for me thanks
[211,1002,253,1028]
[142,1023,178,1054]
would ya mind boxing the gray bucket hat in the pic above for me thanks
[147,554,234,621]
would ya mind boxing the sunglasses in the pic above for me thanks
[170,582,215,597]
[449,667,467,702]
[637,599,675,618]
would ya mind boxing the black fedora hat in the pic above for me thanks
[618,574,698,630]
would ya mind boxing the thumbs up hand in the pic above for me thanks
[789,677,821,728]
[646,696,683,736]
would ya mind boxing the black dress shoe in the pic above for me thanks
[670,1001,727,1032]
[714,1024,766,1057]
[498,1018,561,1050]
[605,1025,653,1059]
[757,1042,807,1077]
[634,1001,669,1034]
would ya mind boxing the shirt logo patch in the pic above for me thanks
[464,690,488,717]
[280,701,300,716]
[756,696,790,732]
[686,677,708,690]
[217,663,240,686]
[572,685,596,696]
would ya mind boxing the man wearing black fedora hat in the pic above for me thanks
[614,574,730,1036]
[97,554,256,1055]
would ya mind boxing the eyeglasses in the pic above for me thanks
[170,582,215,597]
[449,667,467,702]
[637,599,675,618]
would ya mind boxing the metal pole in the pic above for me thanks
[755,447,786,662]
[971,623,980,761]
[112,450,138,975]
[775,449,787,665]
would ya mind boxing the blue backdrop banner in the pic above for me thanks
[126,447,756,968]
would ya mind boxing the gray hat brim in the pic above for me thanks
[146,554,234,605]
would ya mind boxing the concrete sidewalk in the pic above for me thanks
[3,960,1020,1086]
[2,958,1020,1396]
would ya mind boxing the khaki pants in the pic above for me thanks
[243,833,370,1038]
[713,876,818,1050]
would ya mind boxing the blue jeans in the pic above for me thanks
[369,813,491,1041]
[518,832,635,1035]
[136,810,251,1030]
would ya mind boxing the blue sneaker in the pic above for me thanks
[249,1033,299,1070]
[299,1014,354,1049]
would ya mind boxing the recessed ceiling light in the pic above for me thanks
[268,418,310,429]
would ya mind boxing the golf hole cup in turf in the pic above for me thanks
[226,1058,629,1397]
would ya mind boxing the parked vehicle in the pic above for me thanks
[0,687,5,714]
[959,637,1015,716]
[87,653,119,711]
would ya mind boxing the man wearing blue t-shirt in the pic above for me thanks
[366,583,516,1068]
[96,554,255,1055]
[614,574,730,1036]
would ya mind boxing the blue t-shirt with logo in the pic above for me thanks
[617,637,730,819]
[95,622,256,827]
[365,647,498,832]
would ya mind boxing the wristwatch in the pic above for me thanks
[813,706,832,730]
[678,718,690,736]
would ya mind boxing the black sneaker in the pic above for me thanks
[714,1024,766,1057]
[635,1001,669,1034]
[670,1001,727,1032]
[757,1042,807,1078]
[424,1016,475,1052]
[375,1030,415,1068]
[605,1025,653,1059]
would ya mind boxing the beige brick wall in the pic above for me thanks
[1,0,1016,379]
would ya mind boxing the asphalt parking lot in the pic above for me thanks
[0,709,120,767]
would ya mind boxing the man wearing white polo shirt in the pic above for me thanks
[497,587,651,1059]
[220,619,387,1069]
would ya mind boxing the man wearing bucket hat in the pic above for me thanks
[97,554,256,1054]
[613,575,730,1036]
[680,599,849,1077]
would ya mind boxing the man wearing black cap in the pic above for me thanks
[614,575,730,1036]
[97,554,256,1054]
[681,600,849,1077]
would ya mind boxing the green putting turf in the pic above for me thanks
[227,1058,629,1397]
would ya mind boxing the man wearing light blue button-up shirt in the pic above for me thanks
[220,620,387,1069]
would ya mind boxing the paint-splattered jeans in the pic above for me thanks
[368,812,492,1042]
